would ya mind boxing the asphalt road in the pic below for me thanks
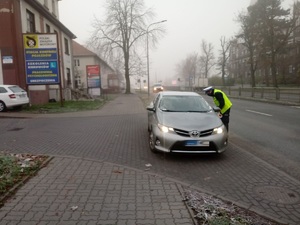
[0,94,300,224]
[205,96,300,181]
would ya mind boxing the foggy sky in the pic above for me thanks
[59,0,296,84]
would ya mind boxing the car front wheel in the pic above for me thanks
[149,130,158,153]
[0,101,6,112]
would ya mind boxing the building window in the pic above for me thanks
[74,59,80,66]
[64,38,70,55]
[26,10,35,33]
[66,68,71,86]
[44,0,49,8]
[52,0,56,15]
[75,77,81,88]
[289,65,293,73]
[46,24,51,33]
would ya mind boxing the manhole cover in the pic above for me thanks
[254,186,299,204]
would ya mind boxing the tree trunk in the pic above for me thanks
[271,54,278,87]
[124,50,131,94]
[222,66,225,86]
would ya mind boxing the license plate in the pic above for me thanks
[185,140,209,146]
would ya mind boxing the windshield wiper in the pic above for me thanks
[160,108,178,112]
[186,110,209,113]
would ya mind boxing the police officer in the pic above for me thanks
[203,86,232,132]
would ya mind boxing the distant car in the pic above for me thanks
[0,85,29,112]
[146,91,228,154]
[153,83,164,93]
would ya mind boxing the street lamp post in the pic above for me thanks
[147,20,167,97]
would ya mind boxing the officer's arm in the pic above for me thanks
[215,92,225,109]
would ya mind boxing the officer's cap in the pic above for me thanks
[203,86,213,92]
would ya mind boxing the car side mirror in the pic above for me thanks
[146,105,155,112]
[213,107,221,112]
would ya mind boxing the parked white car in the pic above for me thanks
[0,85,29,112]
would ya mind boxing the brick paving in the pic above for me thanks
[0,93,300,225]
[0,157,194,225]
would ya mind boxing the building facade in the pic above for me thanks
[72,41,122,95]
[0,0,76,104]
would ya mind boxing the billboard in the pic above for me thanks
[23,34,60,85]
[87,65,101,88]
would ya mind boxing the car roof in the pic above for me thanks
[0,85,19,87]
[159,91,200,97]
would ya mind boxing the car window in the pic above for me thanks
[8,86,25,93]
[0,87,8,93]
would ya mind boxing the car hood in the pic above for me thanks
[157,111,223,130]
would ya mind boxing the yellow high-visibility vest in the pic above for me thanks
[213,89,232,114]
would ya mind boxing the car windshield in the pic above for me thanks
[159,95,211,112]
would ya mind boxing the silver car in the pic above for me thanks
[147,91,228,154]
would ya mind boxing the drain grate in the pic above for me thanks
[254,186,299,204]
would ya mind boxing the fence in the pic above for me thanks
[218,87,300,105]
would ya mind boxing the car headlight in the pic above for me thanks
[213,125,224,134]
[158,123,174,133]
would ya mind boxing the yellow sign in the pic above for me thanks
[23,35,38,49]
[24,34,57,49]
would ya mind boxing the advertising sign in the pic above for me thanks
[87,65,101,88]
[23,34,60,85]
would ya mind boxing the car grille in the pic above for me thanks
[173,128,213,137]
[170,141,217,152]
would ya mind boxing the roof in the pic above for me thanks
[72,41,114,71]
[72,41,98,57]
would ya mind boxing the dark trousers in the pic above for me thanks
[221,108,230,132]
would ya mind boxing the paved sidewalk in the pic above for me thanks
[0,156,195,225]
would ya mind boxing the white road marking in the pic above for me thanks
[291,106,300,109]
[246,110,273,117]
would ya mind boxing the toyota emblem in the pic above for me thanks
[190,130,200,137]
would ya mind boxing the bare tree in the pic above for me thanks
[88,0,165,94]
[199,40,215,78]
[218,36,231,85]
[176,53,198,89]
[236,10,261,87]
